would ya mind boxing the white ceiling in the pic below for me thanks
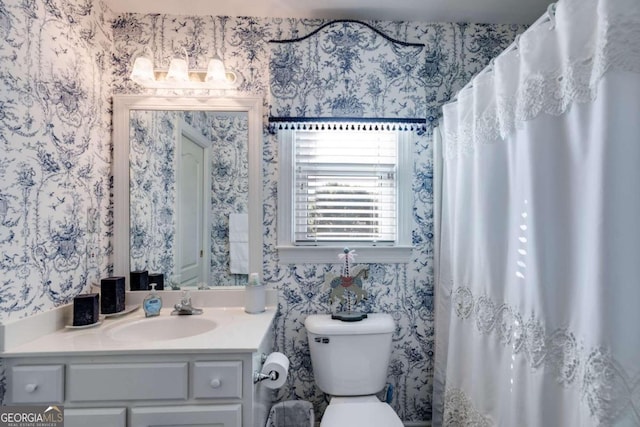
[104,0,551,25]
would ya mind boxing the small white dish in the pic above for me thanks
[66,318,104,330]
[103,304,140,318]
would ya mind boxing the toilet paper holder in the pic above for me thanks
[253,369,279,384]
[253,351,289,387]
[253,352,277,384]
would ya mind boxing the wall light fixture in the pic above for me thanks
[130,49,239,90]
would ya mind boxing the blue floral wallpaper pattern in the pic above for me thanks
[270,20,426,119]
[0,0,113,320]
[129,110,249,287]
[129,110,178,282]
[193,112,250,286]
[0,0,524,420]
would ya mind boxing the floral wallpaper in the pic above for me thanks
[129,110,249,287]
[0,0,113,319]
[129,110,177,282]
[0,0,524,420]
[201,112,250,286]
[269,20,426,119]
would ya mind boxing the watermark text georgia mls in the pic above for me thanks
[0,405,64,427]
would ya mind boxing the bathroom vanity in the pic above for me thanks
[1,289,277,427]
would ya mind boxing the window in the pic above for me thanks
[277,125,413,263]
[295,130,397,243]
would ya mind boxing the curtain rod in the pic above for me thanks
[450,2,557,103]
[269,19,425,48]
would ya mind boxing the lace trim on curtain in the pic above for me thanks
[451,285,640,426]
[443,388,494,427]
[444,0,640,157]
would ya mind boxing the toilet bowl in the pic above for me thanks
[320,396,403,427]
[305,313,403,427]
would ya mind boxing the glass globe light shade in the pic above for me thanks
[166,58,189,82]
[205,56,228,84]
[130,57,155,83]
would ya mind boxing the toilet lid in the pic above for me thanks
[320,401,403,427]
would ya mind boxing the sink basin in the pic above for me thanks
[107,316,217,342]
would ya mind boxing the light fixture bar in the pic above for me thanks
[131,69,239,89]
[129,50,239,90]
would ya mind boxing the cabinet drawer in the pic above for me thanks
[64,407,126,427]
[130,404,241,427]
[192,361,242,399]
[11,365,64,404]
[68,362,188,402]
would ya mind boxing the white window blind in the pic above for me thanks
[294,129,398,244]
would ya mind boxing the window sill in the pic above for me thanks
[277,245,412,264]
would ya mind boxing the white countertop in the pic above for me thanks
[0,288,277,358]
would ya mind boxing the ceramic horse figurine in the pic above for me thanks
[324,248,368,306]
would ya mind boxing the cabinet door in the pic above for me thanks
[130,404,241,427]
[65,408,126,427]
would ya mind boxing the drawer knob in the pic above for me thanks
[25,383,38,393]
[210,378,222,388]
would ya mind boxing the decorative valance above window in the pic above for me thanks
[267,117,427,134]
[269,20,427,126]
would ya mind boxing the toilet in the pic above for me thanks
[305,313,403,427]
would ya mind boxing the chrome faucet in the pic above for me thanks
[171,290,203,315]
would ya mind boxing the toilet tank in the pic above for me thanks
[305,313,395,396]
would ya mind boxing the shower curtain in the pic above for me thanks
[433,0,640,425]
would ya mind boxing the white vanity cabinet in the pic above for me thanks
[1,294,278,427]
[5,350,273,427]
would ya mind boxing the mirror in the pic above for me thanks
[113,95,263,289]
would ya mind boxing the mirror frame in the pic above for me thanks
[113,95,263,289]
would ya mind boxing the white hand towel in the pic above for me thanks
[229,213,249,274]
[230,241,250,274]
[229,213,249,242]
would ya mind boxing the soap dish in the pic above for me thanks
[66,316,105,329]
[103,304,140,318]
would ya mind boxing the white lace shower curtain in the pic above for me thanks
[433,0,640,425]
